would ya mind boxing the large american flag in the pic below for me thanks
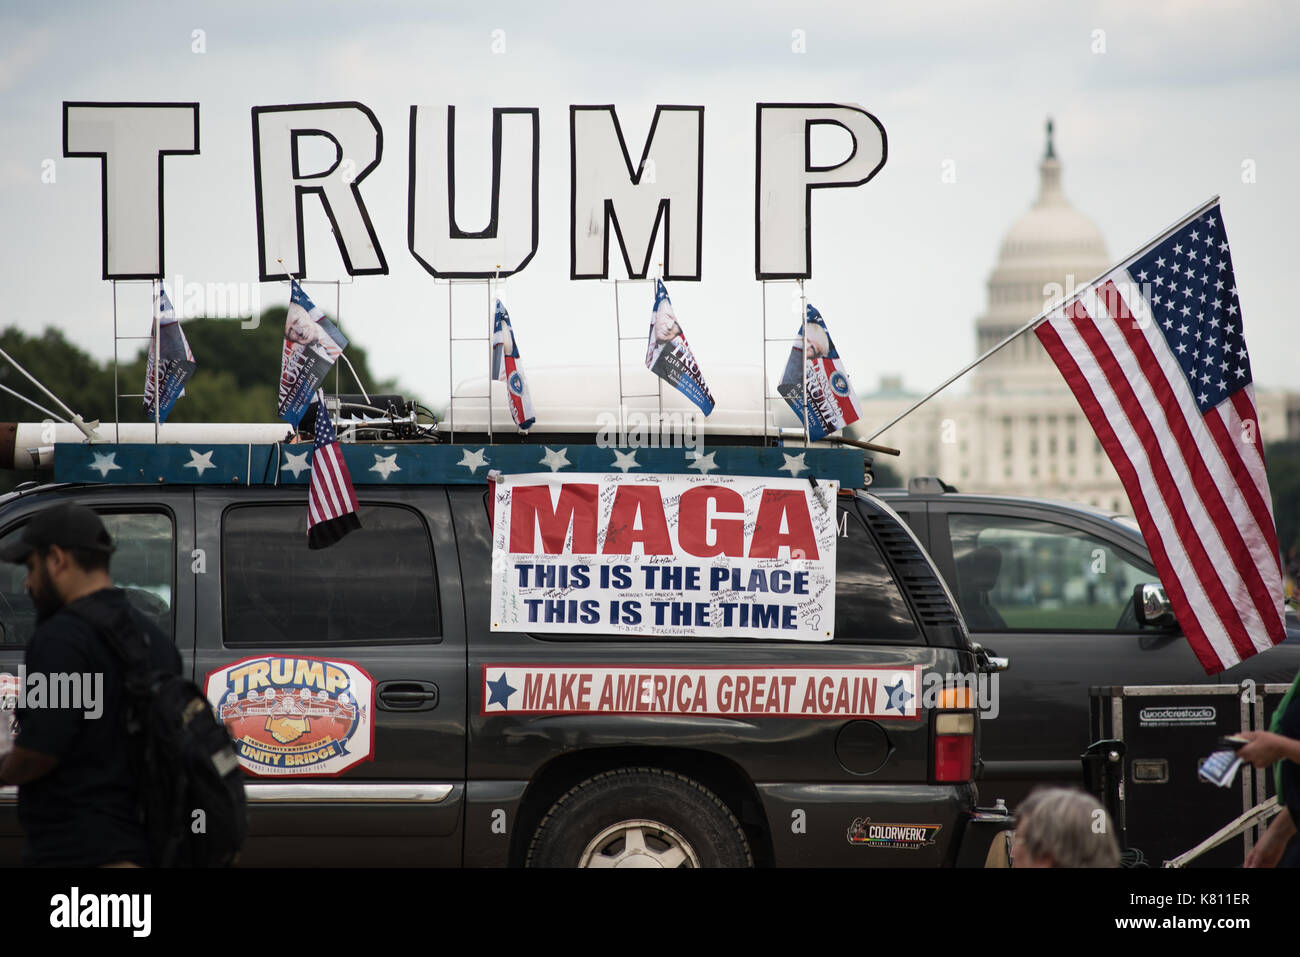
[1035,200,1285,674]
[307,390,361,550]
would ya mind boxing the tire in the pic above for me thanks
[525,767,753,868]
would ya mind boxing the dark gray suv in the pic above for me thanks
[876,478,1300,808]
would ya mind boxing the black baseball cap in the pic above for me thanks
[0,504,115,564]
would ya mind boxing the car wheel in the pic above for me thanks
[525,767,753,868]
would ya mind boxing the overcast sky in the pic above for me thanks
[0,0,1296,424]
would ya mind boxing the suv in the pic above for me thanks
[876,478,1300,808]
[0,441,1007,867]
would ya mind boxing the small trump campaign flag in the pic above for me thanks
[645,280,715,416]
[778,304,863,441]
[279,280,350,429]
[142,287,196,424]
[1033,200,1285,674]
[307,390,361,549]
[491,300,536,430]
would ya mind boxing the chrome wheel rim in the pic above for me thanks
[578,819,700,868]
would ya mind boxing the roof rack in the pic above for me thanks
[53,441,870,489]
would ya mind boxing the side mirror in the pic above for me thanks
[1133,583,1177,629]
[971,642,1010,673]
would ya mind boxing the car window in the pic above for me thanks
[0,510,175,646]
[835,505,920,644]
[221,503,440,646]
[947,513,1158,632]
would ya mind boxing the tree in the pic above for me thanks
[1266,440,1300,558]
[0,307,402,490]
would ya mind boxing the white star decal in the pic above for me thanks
[1173,244,1183,256]
[1235,366,1246,378]
[1155,257,1166,268]
[539,447,571,472]
[89,452,120,477]
[611,449,640,473]
[688,451,719,474]
[1216,379,1227,391]
[1198,392,1209,404]
[370,453,401,479]
[780,453,809,478]
[1176,342,1187,355]
[1190,230,1199,241]
[458,448,489,474]
[1207,216,1216,227]
[184,449,216,476]
[281,450,311,478]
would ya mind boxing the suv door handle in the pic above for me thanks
[377,681,439,712]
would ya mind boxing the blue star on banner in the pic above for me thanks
[884,680,913,714]
[487,672,517,709]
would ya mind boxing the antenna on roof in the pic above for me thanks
[0,344,100,441]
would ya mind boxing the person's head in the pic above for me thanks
[1012,787,1120,868]
[803,321,830,358]
[286,314,319,345]
[653,306,681,344]
[0,504,114,622]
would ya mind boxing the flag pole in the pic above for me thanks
[152,280,162,443]
[800,279,810,448]
[863,194,1222,443]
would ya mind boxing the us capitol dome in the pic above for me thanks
[859,120,1129,509]
[971,119,1110,396]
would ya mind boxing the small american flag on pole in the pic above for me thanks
[1034,199,1285,674]
[307,390,361,549]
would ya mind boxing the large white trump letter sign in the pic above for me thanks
[63,102,200,279]
[252,102,388,282]
[755,103,887,279]
[570,105,704,281]
[490,473,838,640]
[408,105,540,278]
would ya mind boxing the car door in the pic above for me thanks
[0,486,196,865]
[925,501,1208,802]
[193,486,466,866]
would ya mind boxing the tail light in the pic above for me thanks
[933,711,975,782]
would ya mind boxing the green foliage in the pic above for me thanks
[0,307,398,428]
[1267,440,1300,556]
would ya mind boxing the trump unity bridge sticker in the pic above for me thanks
[205,656,374,776]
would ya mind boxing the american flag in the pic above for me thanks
[1035,201,1285,674]
[307,390,361,549]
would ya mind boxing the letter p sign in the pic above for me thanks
[755,103,887,279]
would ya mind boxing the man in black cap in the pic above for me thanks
[0,503,181,866]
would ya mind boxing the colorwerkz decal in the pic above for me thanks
[846,818,942,849]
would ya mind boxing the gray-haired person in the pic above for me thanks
[1011,787,1121,868]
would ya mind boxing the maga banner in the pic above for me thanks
[490,472,837,640]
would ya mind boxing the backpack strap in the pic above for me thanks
[64,592,153,692]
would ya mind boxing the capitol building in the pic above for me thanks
[858,122,1300,514]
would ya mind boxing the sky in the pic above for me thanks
[0,0,1296,424]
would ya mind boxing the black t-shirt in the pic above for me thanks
[15,587,181,867]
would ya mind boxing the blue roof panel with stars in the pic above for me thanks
[55,442,868,488]
[1127,204,1253,415]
